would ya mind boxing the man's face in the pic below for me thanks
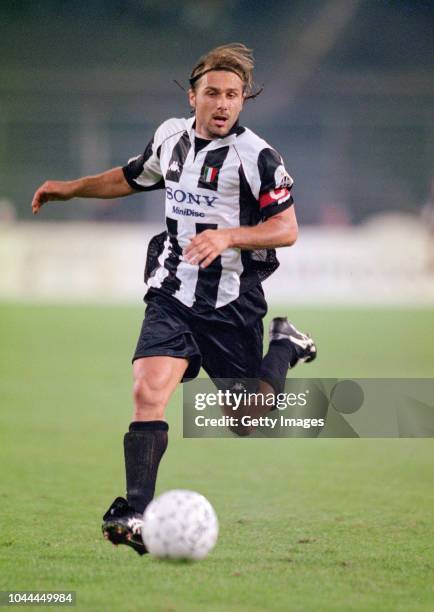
[188,70,245,139]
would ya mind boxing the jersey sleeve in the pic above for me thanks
[122,133,165,192]
[257,148,294,220]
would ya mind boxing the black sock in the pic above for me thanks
[260,339,297,395]
[123,420,169,514]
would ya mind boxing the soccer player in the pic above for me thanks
[31,44,316,555]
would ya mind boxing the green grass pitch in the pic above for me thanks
[0,304,433,611]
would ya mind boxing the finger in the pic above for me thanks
[35,189,47,203]
[186,243,209,257]
[185,250,209,265]
[199,252,217,269]
[34,191,47,209]
[187,245,214,265]
[31,195,43,214]
[184,244,210,262]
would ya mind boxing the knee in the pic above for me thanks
[133,376,169,418]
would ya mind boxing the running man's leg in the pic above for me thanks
[218,319,316,435]
[234,318,317,424]
[125,356,188,514]
[260,317,317,399]
[124,294,201,513]
[132,355,188,422]
[103,291,201,553]
[102,356,188,554]
[195,288,316,435]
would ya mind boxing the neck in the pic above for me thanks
[194,123,214,139]
[195,130,212,140]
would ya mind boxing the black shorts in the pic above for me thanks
[132,286,268,382]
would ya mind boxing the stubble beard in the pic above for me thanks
[205,119,235,139]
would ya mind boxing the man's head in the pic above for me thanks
[188,43,254,139]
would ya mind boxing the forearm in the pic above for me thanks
[227,213,298,250]
[69,167,134,199]
[32,167,137,214]
[184,208,298,268]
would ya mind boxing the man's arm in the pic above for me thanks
[227,206,298,249]
[184,207,298,269]
[31,167,135,215]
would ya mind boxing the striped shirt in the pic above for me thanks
[123,116,294,312]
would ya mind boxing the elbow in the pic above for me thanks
[285,224,298,247]
[269,212,298,247]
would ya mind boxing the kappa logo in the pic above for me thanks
[168,161,180,173]
[274,165,293,190]
[166,186,218,207]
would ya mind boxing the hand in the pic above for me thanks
[31,180,75,215]
[183,229,232,269]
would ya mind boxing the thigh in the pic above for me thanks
[132,356,188,420]
[133,293,202,380]
[195,286,266,382]
[133,355,188,397]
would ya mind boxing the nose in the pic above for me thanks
[216,95,228,110]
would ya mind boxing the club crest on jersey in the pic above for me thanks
[197,146,229,192]
[275,164,293,190]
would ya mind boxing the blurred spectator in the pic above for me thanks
[0,198,16,223]
[318,202,351,227]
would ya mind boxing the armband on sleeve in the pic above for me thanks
[258,148,294,220]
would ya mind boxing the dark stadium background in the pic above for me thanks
[0,0,432,225]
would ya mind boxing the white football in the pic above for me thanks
[141,490,219,560]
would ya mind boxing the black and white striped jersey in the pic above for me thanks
[123,116,294,312]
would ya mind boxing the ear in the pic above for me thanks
[188,88,196,110]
